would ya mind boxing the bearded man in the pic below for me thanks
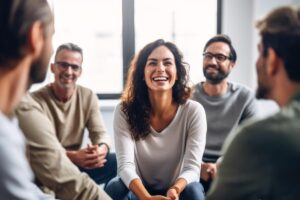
[192,34,258,193]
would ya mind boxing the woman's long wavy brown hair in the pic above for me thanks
[121,39,191,141]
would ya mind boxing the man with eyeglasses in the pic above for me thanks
[192,34,258,193]
[16,43,116,199]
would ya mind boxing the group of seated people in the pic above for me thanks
[1,1,300,199]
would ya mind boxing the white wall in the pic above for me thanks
[222,0,300,89]
[222,0,255,88]
[99,100,119,152]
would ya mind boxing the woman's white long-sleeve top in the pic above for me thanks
[114,100,207,190]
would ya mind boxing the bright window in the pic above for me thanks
[32,0,218,96]
[36,0,123,94]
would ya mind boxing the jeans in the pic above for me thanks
[200,178,212,193]
[105,177,205,200]
[78,152,117,186]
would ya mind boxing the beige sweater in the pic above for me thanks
[31,84,110,150]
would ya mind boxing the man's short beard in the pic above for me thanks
[204,70,229,84]
[256,85,270,99]
[30,62,48,84]
[29,43,49,84]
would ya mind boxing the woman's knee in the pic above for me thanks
[105,177,129,200]
[180,181,205,200]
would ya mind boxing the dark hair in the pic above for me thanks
[121,39,191,140]
[256,5,300,82]
[54,43,83,61]
[0,0,53,67]
[203,34,237,63]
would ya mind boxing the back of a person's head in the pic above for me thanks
[256,5,300,82]
[0,0,52,68]
[203,34,237,63]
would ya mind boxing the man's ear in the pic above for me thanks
[27,21,44,59]
[230,61,236,70]
[266,48,280,76]
[50,63,55,73]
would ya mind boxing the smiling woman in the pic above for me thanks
[104,39,207,200]
[144,45,177,92]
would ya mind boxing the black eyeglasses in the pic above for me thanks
[202,52,231,62]
[55,61,81,71]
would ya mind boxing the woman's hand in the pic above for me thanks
[201,162,217,181]
[166,188,179,200]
